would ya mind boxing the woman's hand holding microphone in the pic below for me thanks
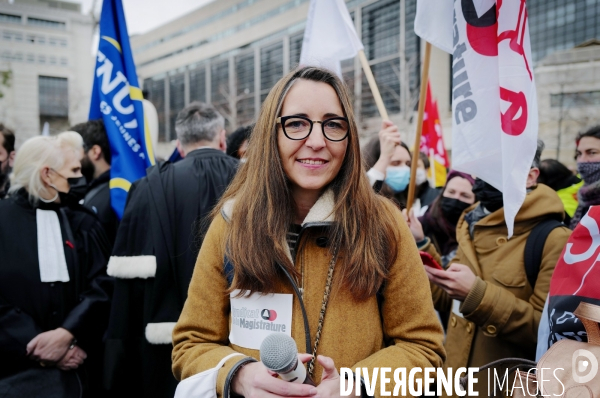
[233,353,352,398]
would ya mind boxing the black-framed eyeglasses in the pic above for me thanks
[276,115,349,142]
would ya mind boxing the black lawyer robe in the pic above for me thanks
[0,189,112,387]
[104,148,238,398]
[83,170,119,248]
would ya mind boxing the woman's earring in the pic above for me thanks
[39,192,59,203]
[39,185,59,203]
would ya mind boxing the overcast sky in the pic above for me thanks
[77,0,215,36]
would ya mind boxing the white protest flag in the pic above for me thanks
[413,0,454,53]
[415,0,538,237]
[300,0,363,77]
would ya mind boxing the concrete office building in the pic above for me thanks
[132,0,451,158]
[529,0,600,165]
[133,0,600,158]
[0,0,94,144]
[535,41,600,166]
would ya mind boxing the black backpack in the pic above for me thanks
[524,218,564,288]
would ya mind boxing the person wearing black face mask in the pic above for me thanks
[404,170,476,268]
[0,132,112,398]
[48,169,88,207]
[70,119,118,246]
[0,124,16,199]
[570,125,600,229]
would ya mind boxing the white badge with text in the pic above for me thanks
[229,290,293,350]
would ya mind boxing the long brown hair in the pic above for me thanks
[214,66,400,300]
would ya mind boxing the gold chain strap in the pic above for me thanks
[307,243,339,378]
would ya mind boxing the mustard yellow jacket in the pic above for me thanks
[172,191,445,397]
[424,184,571,395]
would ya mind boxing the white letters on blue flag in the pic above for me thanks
[89,0,155,219]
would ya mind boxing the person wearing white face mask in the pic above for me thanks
[364,132,440,213]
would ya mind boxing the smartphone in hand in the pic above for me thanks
[419,251,444,271]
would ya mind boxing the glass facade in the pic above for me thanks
[143,0,421,142]
[0,12,22,24]
[38,76,69,134]
[260,42,284,103]
[211,59,231,128]
[235,52,255,126]
[189,65,206,103]
[529,0,600,63]
[144,76,166,142]
[141,0,600,142]
[169,71,185,140]
[361,0,401,118]
[27,17,66,30]
[38,76,68,117]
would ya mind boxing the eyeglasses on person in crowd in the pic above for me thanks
[276,115,349,142]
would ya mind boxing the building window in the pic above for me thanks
[235,52,255,125]
[49,37,57,46]
[405,0,420,105]
[189,65,206,103]
[0,13,22,24]
[211,59,231,127]
[2,31,11,40]
[289,32,304,69]
[551,91,600,108]
[39,76,69,133]
[13,32,22,42]
[529,0,600,63]
[27,17,66,30]
[144,77,166,142]
[260,42,283,103]
[362,0,400,60]
[26,53,35,63]
[60,57,68,66]
[38,55,46,64]
[360,0,401,118]
[169,71,185,140]
[49,56,57,65]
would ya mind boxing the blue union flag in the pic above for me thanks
[89,0,155,219]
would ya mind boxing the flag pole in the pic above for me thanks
[358,50,389,120]
[406,41,432,211]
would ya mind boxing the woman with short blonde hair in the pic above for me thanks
[9,132,84,203]
[0,131,111,397]
[172,67,445,397]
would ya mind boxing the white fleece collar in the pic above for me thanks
[221,189,336,225]
[300,189,335,225]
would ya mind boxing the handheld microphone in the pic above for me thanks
[259,333,316,386]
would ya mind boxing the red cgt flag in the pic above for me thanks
[419,81,449,187]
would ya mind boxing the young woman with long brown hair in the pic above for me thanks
[171,66,444,397]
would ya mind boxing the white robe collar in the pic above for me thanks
[36,209,70,283]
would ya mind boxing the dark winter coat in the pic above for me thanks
[103,148,238,398]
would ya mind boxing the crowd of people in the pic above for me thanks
[0,66,599,397]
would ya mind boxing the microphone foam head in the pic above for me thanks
[260,333,298,373]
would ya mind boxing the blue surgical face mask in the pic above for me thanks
[385,165,410,192]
